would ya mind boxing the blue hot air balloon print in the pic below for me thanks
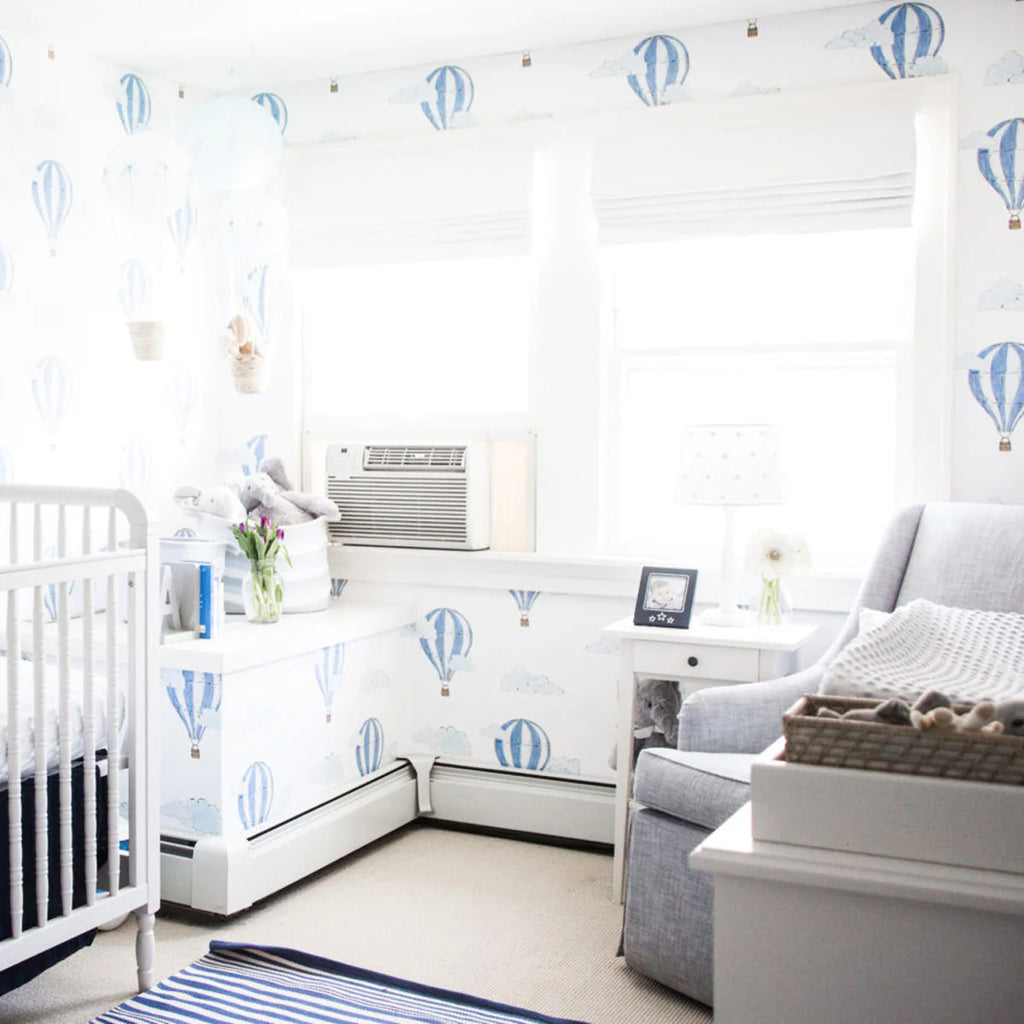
[31,160,72,256]
[166,669,222,758]
[628,35,690,107]
[0,33,12,89]
[173,527,196,538]
[870,3,945,80]
[421,65,474,130]
[495,718,551,771]
[509,590,540,627]
[242,433,268,477]
[0,243,12,295]
[315,643,345,722]
[238,761,274,830]
[330,578,347,598]
[252,92,288,135]
[32,355,71,449]
[969,342,1024,452]
[166,198,197,270]
[119,440,151,492]
[117,73,152,134]
[356,717,384,777]
[419,607,473,696]
[978,119,1024,230]
[118,257,149,318]
[167,364,198,443]
[242,264,269,337]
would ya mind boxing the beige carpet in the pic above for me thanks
[0,823,711,1024]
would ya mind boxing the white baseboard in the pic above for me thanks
[160,761,614,914]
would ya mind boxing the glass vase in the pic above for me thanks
[243,558,283,623]
[755,575,790,627]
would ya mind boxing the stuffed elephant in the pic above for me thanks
[609,678,682,770]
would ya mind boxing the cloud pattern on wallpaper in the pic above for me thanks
[491,718,551,771]
[827,3,946,79]
[165,669,223,760]
[116,73,152,135]
[967,343,1024,453]
[238,760,274,830]
[418,606,473,696]
[315,643,345,722]
[162,797,222,835]
[31,159,73,256]
[592,35,690,107]
[411,725,472,756]
[355,717,384,776]
[976,118,1024,230]
[986,52,1024,87]
[252,92,289,135]
[0,33,11,88]
[32,355,71,450]
[501,666,565,696]
[980,279,1024,312]
[509,589,539,626]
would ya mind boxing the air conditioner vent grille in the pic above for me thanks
[363,445,467,471]
[328,478,469,545]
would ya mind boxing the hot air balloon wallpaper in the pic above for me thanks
[252,92,288,135]
[0,33,12,89]
[968,343,1024,452]
[509,590,540,627]
[118,257,150,319]
[421,65,474,130]
[330,578,347,598]
[977,119,1024,230]
[32,355,71,450]
[31,160,73,256]
[166,669,222,759]
[870,4,945,80]
[173,527,197,538]
[356,717,384,776]
[119,440,151,493]
[167,198,197,270]
[167,364,198,444]
[238,761,274,830]
[0,243,12,296]
[419,607,473,696]
[242,433,268,477]
[628,34,690,107]
[117,73,152,135]
[494,718,551,771]
[315,643,345,722]
[242,263,270,338]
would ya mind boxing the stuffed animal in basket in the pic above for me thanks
[233,457,340,526]
[609,679,682,770]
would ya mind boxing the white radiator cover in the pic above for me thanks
[326,442,490,550]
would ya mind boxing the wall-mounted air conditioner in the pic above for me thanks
[325,442,490,550]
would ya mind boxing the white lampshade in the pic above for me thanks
[674,424,784,508]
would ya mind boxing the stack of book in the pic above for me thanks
[159,538,227,643]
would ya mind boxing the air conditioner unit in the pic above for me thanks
[325,443,489,550]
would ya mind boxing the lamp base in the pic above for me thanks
[698,604,752,628]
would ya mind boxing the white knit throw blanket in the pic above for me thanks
[819,598,1024,704]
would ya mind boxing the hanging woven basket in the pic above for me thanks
[127,320,165,361]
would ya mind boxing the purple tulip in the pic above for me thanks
[276,527,284,540]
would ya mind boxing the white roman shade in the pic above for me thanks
[592,85,917,241]
[285,128,534,268]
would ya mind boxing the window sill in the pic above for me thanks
[327,544,861,613]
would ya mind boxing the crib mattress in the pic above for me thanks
[0,656,123,785]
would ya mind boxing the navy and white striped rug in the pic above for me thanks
[91,941,591,1024]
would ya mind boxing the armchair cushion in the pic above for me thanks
[634,748,755,830]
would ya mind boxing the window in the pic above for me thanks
[604,227,916,573]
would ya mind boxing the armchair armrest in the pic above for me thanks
[676,664,825,754]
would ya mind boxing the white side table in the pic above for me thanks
[602,617,817,901]
[691,805,1024,1024]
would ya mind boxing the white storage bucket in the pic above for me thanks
[189,512,331,614]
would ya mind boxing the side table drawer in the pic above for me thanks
[632,641,759,684]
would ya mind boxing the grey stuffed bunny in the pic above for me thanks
[609,679,682,770]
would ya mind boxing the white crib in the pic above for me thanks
[0,485,158,994]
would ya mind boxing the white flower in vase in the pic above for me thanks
[744,528,810,626]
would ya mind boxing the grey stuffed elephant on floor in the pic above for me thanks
[609,678,682,770]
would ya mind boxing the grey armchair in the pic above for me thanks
[621,502,1024,1007]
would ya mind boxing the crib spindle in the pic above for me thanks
[105,506,120,898]
[6,503,23,939]
[57,503,73,916]
[81,505,97,905]
[32,503,50,928]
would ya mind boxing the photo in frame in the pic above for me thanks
[632,566,698,629]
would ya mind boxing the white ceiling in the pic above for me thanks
[4,0,865,90]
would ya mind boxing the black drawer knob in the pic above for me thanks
[687,655,699,667]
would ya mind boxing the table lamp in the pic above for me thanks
[673,424,784,627]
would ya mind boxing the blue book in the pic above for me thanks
[198,562,213,639]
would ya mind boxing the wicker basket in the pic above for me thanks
[782,695,1024,785]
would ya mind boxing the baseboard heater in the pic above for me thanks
[160,761,615,915]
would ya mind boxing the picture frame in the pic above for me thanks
[632,566,698,629]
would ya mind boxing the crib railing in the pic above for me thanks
[0,485,158,989]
